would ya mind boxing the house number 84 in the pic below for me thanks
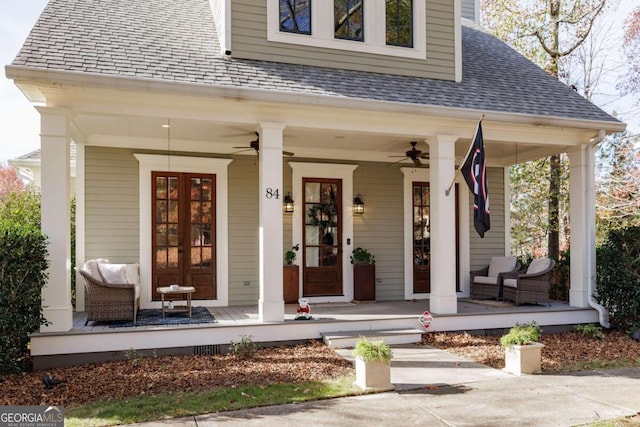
[265,188,280,199]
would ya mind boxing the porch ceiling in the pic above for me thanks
[73,112,576,166]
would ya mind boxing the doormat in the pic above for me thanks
[103,307,217,328]
[464,299,515,308]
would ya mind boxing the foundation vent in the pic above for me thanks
[194,344,221,355]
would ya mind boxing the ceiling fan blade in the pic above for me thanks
[413,157,423,167]
[283,150,295,157]
[420,153,430,159]
[231,148,254,155]
[387,157,410,166]
[232,146,251,149]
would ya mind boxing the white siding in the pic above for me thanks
[85,147,140,263]
[229,0,456,80]
[228,156,260,305]
[469,167,506,270]
[353,162,405,300]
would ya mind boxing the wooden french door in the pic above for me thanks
[151,172,216,300]
[413,182,431,293]
[412,182,460,293]
[302,178,343,296]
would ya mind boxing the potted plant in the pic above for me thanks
[284,244,299,265]
[351,247,376,302]
[501,322,544,375]
[352,336,394,391]
[283,245,299,304]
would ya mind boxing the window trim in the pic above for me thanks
[267,0,426,60]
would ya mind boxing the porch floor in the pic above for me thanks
[31,299,598,369]
[71,298,586,333]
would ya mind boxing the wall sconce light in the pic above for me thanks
[353,194,365,215]
[283,193,294,213]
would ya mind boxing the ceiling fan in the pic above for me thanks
[232,132,295,157]
[389,141,429,167]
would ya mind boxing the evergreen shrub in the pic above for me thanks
[0,219,49,375]
[596,226,640,331]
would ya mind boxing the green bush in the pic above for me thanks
[0,219,49,375]
[596,226,640,331]
[230,335,257,360]
[575,324,604,340]
[500,322,541,347]
[352,336,392,362]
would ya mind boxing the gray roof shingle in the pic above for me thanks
[10,0,619,124]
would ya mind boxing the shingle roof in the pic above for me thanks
[10,0,620,124]
[13,143,75,162]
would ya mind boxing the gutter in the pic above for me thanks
[5,65,628,134]
[587,129,610,328]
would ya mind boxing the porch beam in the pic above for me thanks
[428,135,458,314]
[37,106,73,332]
[258,122,287,322]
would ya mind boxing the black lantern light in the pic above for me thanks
[283,192,294,213]
[353,194,365,215]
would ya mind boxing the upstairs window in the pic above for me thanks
[386,0,413,48]
[334,0,364,42]
[268,0,425,60]
[280,0,312,35]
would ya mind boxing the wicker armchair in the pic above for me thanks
[78,260,140,324]
[502,258,555,306]
[470,256,519,300]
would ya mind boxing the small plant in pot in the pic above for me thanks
[284,244,299,265]
[501,322,544,376]
[350,247,375,265]
[352,336,394,391]
[500,322,541,347]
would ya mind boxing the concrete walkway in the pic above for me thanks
[126,344,640,427]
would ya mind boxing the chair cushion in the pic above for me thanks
[488,256,517,278]
[98,263,140,285]
[503,278,518,288]
[527,258,551,275]
[474,276,499,285]
[82,258,110,282]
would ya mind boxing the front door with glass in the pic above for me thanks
[302,178,343,296]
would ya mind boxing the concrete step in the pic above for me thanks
[321,328,425,349]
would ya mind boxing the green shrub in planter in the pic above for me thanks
[350,248,375,265]
[500,322,541,347]
[352,336,392,362]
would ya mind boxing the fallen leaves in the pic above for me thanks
[0,340,353,407]
[422,330,640,372]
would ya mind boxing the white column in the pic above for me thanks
[569,145,590,308]
[75,143,86,311]
[37,107,73,332]
[428,135,458,314]
[258,122,286,322]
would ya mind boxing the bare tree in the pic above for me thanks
[481,0,607,260]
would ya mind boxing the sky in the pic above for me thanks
[0,0,638,164]
[0,0,48,164]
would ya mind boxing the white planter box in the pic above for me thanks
[504,342,545,376]
[354,357,394,391]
